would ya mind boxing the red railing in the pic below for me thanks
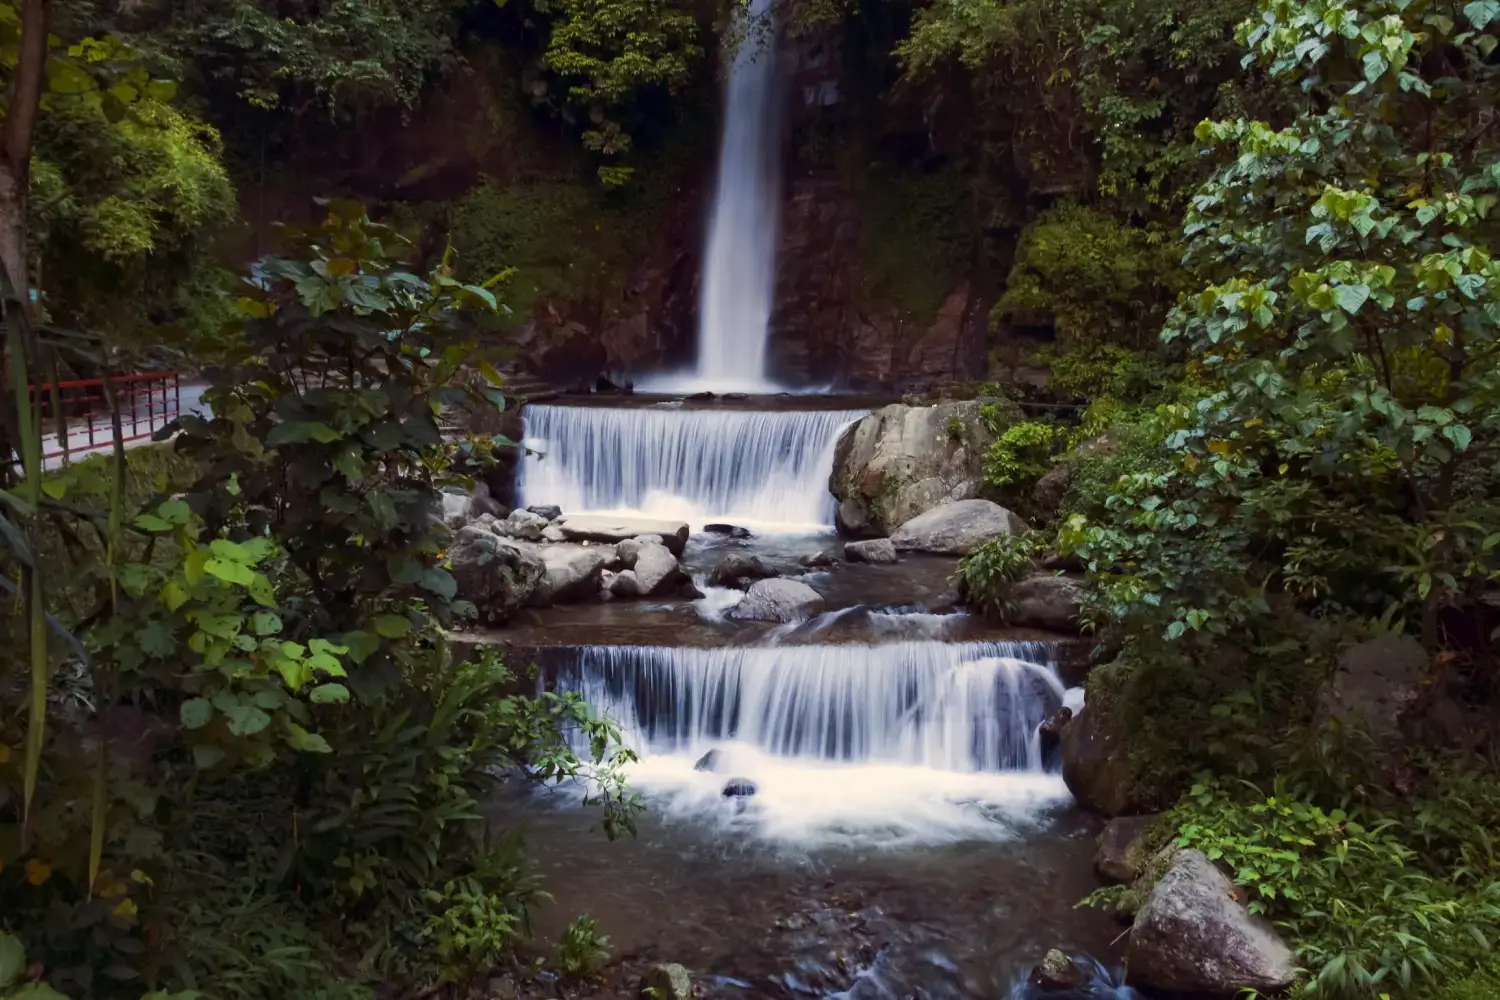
[30,371,183,460]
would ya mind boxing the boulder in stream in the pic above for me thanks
[889,499,1026,556]
[496,508,550,542]
[611,539,688,598]
[1060,664,1145,817]
[693,749,722,772]
[844,538,898,564]
[709,553,777,588]
[829,399,1019,537]
[705,522,753,539]
[527,543,619,606]
[1009,573,1087,632]
[1096,815,1158,885]
[729,578,824,623]
[722,778,758,797]
[1125,849,1295,996]
[1030,950,1087,991]
[448,527,545,624]
[555,513,690,556]
[641,963,692,1000]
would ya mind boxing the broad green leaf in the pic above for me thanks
[133,514,172,532]
[205,558,255,587]
[1333,284,1370,313]
[180,699,214,730]
[310,683,351,704]
[144,79,179,102]
[372,614,412,638]
[159,499,191,524]
[225,705,272,737]
[250,611,283,636]
[342,629,381,663]
[0,932,26,988]
[286,722,333,754]
[192,744,225,769]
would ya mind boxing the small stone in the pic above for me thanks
[542,525,566,542]
[800,551,837,569]
[526,504,563,521]
[641,962,691,1000]
[708,553,776,588]
[844,538,898,564]
[694,749,722,772]
[686,391,715,401]
[497,508,549,542]
[722,778,758,797]
[1030,950,1086,991]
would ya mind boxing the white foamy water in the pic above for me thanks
[641,0,783,392]
[549,642,1071,845]
[520,405,866,530]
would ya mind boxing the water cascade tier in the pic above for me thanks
[520,404,866,529]
[550,641,1063,771]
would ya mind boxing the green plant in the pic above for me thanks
[955,534,1035,621]
[552,915,612,981]
[984,420,1064,488]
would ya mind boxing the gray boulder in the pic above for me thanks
[844,538,898,564]
[554,513,690,556]
[527,543,619,606]
[708,553,777,588]
[1319,634,1428,745]
[542,524,566,542]
[439,492,472,529]
[611,539,687,598]
[889,499,1026,556]
[829,399,1019,537]
[641,963,691,1000]
[1096,815,1158,885]
[496,508,550,542]
[618,534,666,567]
[469,482,507,520]
[448,527,545,624]
[1126,849,1295,996]
[730,578,824,623]
[526,504,562,521]
[1030,950,1087,991]
[1032,463,1074,520]
[1060,665,1142,817]
[1010,573,1087,632]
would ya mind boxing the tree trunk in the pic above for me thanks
[0,0,52,302]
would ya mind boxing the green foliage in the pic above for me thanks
[858,165,973,322]
[984,420,1064,488]
[552,914,612,980]
[955,534,1035,621]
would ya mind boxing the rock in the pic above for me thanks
[708,553,777,588]
[1060,665,1142,817]
[469,482,507,520]
[611,540,686,598]
[1125,849,1295,996]
[844,538,898,564]
[526,504,562,521]
[829,399,1020,537]
[541,524,566,542]
[800,551,837,569]
[704,523,753,539]
[1318,635,1428,745]
[555,513,690,556]
[496,508,550,542]
[641,962,691,1000]
[889,499,1026,556]
[439,492,472,528]
[1039,550,1087,573]
[694,749,722,772]
[687,391,715,401]
[722,778,758,797]
[1032,463,1074,521]
[1038,706,1072,755]
[527,544,619,606]
[618,534,666,567]
[448,527,545,624]
[1010,574,1087,632]
[1096,815,1158,885]
[729,578,824,623]
[1030,950,1087,991]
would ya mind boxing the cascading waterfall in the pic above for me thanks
[551,641,1063,771]
[520,404,866,528]
[643,0,783,391]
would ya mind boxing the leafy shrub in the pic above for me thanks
[955,534,1035,621]
[553,915,612,980]
[984,420,1065,489]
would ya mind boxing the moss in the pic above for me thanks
[857,164,974,323]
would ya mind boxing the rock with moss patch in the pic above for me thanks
[641,962,691,1000]
[1030,950,1087,991]
[1317,634,1428,746]
[829,399,1019,537]
[449,528,545,624]
[1060,664,1145,817]
[1096,814,1158,885]
[1009,573,1086,632]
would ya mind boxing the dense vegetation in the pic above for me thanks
[4,0,1500,996]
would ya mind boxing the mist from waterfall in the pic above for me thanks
[642,0,783,392]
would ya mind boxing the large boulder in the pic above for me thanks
[889,499,1026,556]
[496,508,549,542]
[829,399,1018,537]
[1010,574,1087,632]
[730,578,824,623]
[1032,463,1074,521]
[1318,634,1428,745]
[1126,849,1295,996]
[1096,815,1158,885]
[1060,665,1143,817]
[527,544,619,606]
[448,527,545,624]
[612,539,688,598]
[554,513,690,556]
[844,538,898,564]
[708,553,777,588]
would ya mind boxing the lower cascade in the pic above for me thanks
[520,404,867,528]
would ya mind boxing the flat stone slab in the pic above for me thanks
[553,513,690,556]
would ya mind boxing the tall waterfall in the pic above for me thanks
[520,405,865,529]
[550,642,1064,772]
[644,0,783,392]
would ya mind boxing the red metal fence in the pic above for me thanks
[31,371,183,460]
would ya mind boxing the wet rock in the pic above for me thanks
[730,578,824,623]
[1096,815,1158,885]
[555,513,690,556]
[705,522,753,539]
[694,749,722,772]
[439,491,472,528]
[687,391,715,401]
[612,541,687,598]
[1032,463,1074,521]
[800,551,837,569]
[708,553,777,588]
[844,538,898,564]
[542,524,566,542]
[526,504,562,521]
[1038,706,1072,755]
[1010,574,1087,632]
[618,534,666,567]
[448,527,545,624]
[468,482,507,520]
[889,499,1026,556]
[641,962,691,1000]
[1060,665,1143,817]
[527,543,619,606]
[829,399,1020,537]
[496,508,550,542]
[1318,634,1428,746]
[1039,550,1087,573]
[1126,849,1295,996]
[1030,950,1086,991]
[722,778,758,797]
